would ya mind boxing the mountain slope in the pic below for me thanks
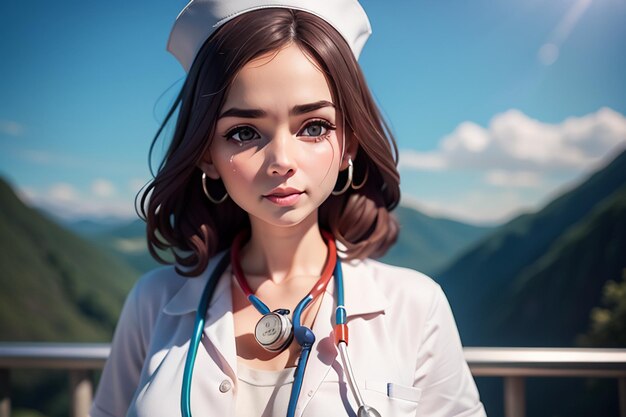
[0,177,139,342]
[71,218,164,274]
[70,204,492,277]
[492,183,626,346]
[438,148,626,345]
[382,205,492,275]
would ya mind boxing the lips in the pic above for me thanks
[263,187,304,206]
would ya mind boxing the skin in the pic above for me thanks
[199,43,357,370]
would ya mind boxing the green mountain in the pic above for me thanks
[68,204,491,277]
[0,177,139,342]
[493,182,626,346]
[381,205,492,275]
[438,148,626,346]
[70,218,165,274]
[64,217,128,236]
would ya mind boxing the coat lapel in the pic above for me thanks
[295,259,388,416]
[160,252,388,416]
[161,251,238,380]
[202,271,238,380]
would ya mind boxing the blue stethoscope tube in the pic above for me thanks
[181,251,378,417]
[181,251,231,417]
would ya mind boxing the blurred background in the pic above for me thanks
[0,0,625,416]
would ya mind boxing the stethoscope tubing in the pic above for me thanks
[286,344,311,417]
[181,250,231,417]
[285,263,332,417]
[181,249,377,417]
[338,342,364,408]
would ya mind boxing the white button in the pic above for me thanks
[219,380,232,393]
[307,390,314,397]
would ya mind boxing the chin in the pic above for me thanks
[254,208,319,229]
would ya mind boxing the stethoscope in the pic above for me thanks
[181,231,381,417]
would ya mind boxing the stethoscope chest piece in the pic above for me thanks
[358,406,382,417]
[254,309,293,352]
[184,245,382,417]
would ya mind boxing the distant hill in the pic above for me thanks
[64,217,128,236]
[68,218,166,274]
[67,204,491,277]
[438,148,626,346]
[0,177,139,342]
[382,205,492,275]
[493,182,626,346]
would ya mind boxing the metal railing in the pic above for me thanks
[464,347,626,417]
[0,343,625,417]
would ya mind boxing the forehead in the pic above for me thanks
[223,43,334,108]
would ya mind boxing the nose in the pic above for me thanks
[265,129,297,178]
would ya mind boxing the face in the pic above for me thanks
[200,43,355,230]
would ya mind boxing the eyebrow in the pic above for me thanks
[218,100,335,119]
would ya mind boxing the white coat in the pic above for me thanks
[90,252,486,417]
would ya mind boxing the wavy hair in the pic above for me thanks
[138,8,400,276]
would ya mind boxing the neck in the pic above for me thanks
[239,215,329,286]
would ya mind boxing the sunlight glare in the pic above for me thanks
[537,0,593,66]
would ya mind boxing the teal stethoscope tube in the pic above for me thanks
[181,251,230,417]
[181,251,345,417]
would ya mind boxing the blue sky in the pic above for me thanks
[1,0,625,224]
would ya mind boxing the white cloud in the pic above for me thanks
[399,107,626,173]
[484,170,541,188]
[0,120,25,136]
[442,121,490,153]
[401,191,534,225]
[91,179,116,198]
[19,183,136,221]
[16,186,36,203]
[398,108,626,223]
[48,183,79,203]
[400,150,446,171]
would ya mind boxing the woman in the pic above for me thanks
[90,1,486,416]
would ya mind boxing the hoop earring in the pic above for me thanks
[201,173,228,204]
[332,157,353,196]
[351,164,369,190]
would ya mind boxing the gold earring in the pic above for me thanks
[202,173,228,204]
[332,157,353,196]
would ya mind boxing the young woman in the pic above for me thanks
[90,1,485,416]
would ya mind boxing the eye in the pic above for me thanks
[298,119,336,139]
[223,126,260,143]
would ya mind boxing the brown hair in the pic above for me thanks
[138,8,400,276]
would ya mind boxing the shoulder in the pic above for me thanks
[360,258,439,288]
[126,251,228,319]
[130,265,188,305]
[120,266,190,325]
[356,258,446,318]
[362,258,442,297]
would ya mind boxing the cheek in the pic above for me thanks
[302,138,341,187]
[215,148,260,185]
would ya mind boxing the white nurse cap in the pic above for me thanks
[167,0,372,72]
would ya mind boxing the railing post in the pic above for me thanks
[504,376,525,417]
[617,378,626,417]
[69,370,92,417]
[0,369,9,417]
